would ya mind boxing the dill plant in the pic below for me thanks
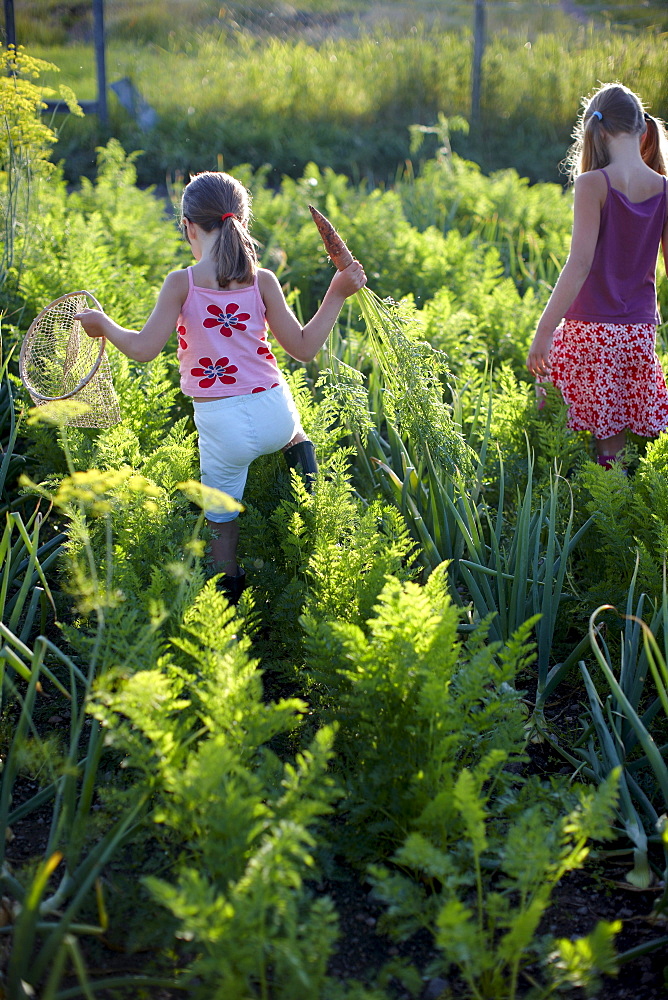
[0,44,81,292]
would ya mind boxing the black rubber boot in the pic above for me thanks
[283,439,318,492]
[218,568,246,605]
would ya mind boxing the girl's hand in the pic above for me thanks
[526,328,554,377]
[74,308,109,339]
[259,261,366,363]
[72,270,186,363]
[329,260,367,299]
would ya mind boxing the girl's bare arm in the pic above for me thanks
[259,262,366,363]
[74,269,188,363]
[526,171,604,376]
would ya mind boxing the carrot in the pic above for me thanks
[309,204,354,271]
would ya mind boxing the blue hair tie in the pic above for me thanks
[591,110,603,121]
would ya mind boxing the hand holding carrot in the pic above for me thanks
[309,204,366,300]
[328,259,367,300]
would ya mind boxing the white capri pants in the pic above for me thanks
[192,382,303,523]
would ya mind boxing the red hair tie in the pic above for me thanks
[221,213,236,222]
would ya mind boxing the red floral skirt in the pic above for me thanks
[542,319,668,440]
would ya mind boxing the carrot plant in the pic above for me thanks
[301,567,532,863]
[93,583,342,1000]
[300,569,622,997]
[370,769,621,1000]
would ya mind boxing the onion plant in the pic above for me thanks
[368,429,592,716]
[573,566,668,906]
[0,407,208,998]
[0,343,64,667]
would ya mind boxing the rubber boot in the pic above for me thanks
[283,439,318,492]
[218,568,246,605]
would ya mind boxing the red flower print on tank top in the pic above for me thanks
[177,325,188,350]
[257,340,275,361]
[251,382,280,393]
[190,357,239,388]
[202,303,251,335]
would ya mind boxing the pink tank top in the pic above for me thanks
[177,268,281,397]
[565,169,667,326]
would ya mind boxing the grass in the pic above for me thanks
[15,0,596,47]
[10,2,668,186]
[30,20,667,187]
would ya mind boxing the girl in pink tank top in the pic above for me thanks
[526,83,668,468]
[74,171,366,601]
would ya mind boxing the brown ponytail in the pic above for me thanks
[211,215,258,288]
[640,114,668,176]
[180,172,259,288]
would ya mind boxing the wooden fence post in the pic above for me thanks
[93,0,107,125]
[471,0,486,127]
[3,0,16,48]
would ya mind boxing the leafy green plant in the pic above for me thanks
[554,565,668,904]
[91,581,342,1000]
[370,770,621,1000]
[0,44,82,293]
[302,567,531,865]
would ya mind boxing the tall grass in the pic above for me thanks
[31,21,668,185]
[15,0,608,47]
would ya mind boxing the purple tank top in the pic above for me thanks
[565,168,667,326]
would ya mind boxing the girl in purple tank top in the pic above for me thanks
[526,83,668,468]
[74,171,366,601]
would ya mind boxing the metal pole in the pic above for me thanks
[92,0,107,124]
[3,0,16,48]
[471,0,486,127]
